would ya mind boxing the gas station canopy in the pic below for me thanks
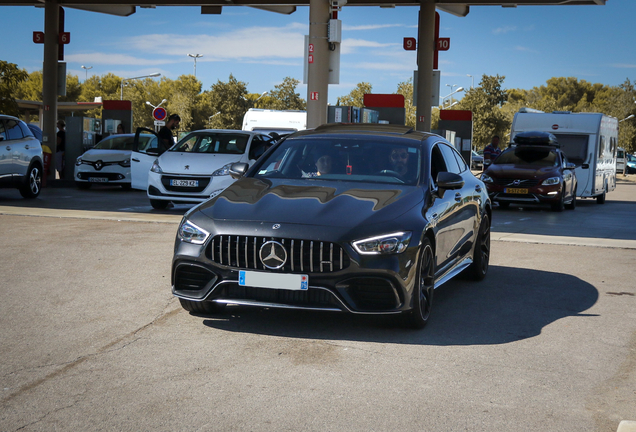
[0,0,606,17]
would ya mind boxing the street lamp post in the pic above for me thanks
[619,114,635,122]
[441,87,464,108]
[208,112,221,128]
[120,73,161,100]
[146,99,168,110]
[467,74,474,89]
[81,65,93,82]
[188,54,203,77]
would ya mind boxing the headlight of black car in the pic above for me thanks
[352,232,412,255]
[177,219,210,245]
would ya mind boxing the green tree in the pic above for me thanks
[1,61,29,116]
[267,77,306,111]
[457,74,508,149]
[208,74,250,130]
[15,70,43,102]
[396,78,415,127]
[338,82,372,107]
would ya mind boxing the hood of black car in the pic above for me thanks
[197,177,424,228]
[486,164,560,180]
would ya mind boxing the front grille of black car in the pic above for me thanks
[215,284,340,309]
[493,178,539,187]
[339,278,400,311]
[207,236,350,273]
[161,176,210,193]
[174,264,216,291]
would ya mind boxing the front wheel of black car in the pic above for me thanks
[551,189,565,212]
[403,239,435,329]
[466,213,490,281]
[179,298,226,315]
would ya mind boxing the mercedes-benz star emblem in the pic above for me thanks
[272,224,281,229]
[94,160,103,170]
[259,241,287,269]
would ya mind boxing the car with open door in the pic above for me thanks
[171,123,492,329]
[133,128,274,209]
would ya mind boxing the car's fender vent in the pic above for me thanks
[174,264,216,291]
[206,236,350,274]
[338,277,400,311]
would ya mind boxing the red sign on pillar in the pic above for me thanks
[419,115,425,123]
[308,55,313,64]
[310,92,319,101]
[308,43,314,53]
[33,31,44,44]
[403,37,416,51]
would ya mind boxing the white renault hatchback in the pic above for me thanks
[132,128,274,209]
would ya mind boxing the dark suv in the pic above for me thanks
[481,131,577,212]
[0,114,44,198]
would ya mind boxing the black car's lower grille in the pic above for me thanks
[174,264,216,291]
[339,278,400,311]
[493,178,539,187]
[161,176,210,193]
[207,236,350,273]
[217,284,339,308]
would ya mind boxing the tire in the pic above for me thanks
[402,238,435,329]
[551,189,565,212]
[179,298,226,315]
[76,181,91,190]
[150,199,170,209]
[565,185,577,210]
[498,202,510,209]
[596,189,606,204]
[19,164,42,199]
[466,213,490,281]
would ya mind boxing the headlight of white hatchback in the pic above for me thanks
[541,177,560,186]
[75,156,82,166]
[212,163,234,176]
[352,232,412,255]
[177,220,210,245]
[150,159,163,173]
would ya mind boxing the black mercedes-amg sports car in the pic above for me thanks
[172,123,491,328]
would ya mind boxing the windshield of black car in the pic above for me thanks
[495,146,558,167]
[95,135,151,151]
[252,137,421,185]
[171,133,250,154]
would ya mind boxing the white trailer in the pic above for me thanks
[242,109,307,136]
[511,109,619,203]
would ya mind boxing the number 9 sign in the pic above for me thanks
[403,37,416,51]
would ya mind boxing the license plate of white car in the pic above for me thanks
[171,179,198,187]
[239,270,308,291]
[89,177,108,183]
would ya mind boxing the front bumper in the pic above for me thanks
[172,231,420,314]
[147,171,236,203]
[485,183,562,205]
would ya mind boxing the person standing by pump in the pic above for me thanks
[157,114,180,155]
[483,135,501,168]
[56,120,66,179]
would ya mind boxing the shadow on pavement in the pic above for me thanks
[201,265,598,345]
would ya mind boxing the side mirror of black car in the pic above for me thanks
[566,163,576,170]
[437,172,465,191]
[229,162,249,179]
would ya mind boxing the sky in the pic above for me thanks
[2,1,635,106]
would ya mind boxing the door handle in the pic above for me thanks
[132,158,140,162]
[24,145,30,149]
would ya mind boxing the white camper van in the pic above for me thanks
[242,109,307,136]
[511,109,619,203]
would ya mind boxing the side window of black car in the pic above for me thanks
[5,119,24,140]
[430,144,448,184]
[439,143,461,174]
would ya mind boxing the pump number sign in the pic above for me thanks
[153,107,167,121]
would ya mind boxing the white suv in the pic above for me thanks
[0,114,44,198]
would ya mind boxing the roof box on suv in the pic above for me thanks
[513,131,559,147]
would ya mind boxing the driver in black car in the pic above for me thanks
[389,146,410,177]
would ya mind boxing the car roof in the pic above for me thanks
[287,123,440,143]
[0,114,20,120]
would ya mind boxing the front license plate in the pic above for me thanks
[171,179,198,187]
[505,187,528,194]
[89,177,108,183]
[239,270,308,291]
